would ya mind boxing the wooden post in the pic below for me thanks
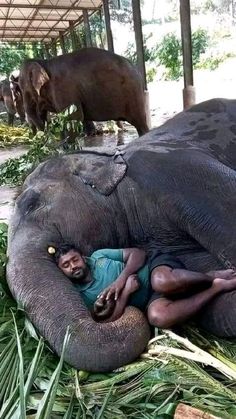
[103,0,114,52]
[39,42,45,59]
[132,0,147,90]
[51,39,57,57]
[131,0,151,128]
[59,32,66,54]
[180,0,196,109]
[69,21,78,51]
[83,9,92,47]
[76,27,83,48]
[44,43,51,59]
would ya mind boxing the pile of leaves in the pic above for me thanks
[0,108,84,186]
[0,132,61,186]
[1,223,236,418]
[0,124,31,148]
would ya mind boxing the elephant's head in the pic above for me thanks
[19,60,53,131]
[9,72,25,123]
[7,150,151,372]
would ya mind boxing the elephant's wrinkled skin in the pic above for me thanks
[18,48,149,136]
[7,98,236,372]
[0,79,24,125]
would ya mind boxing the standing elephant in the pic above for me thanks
[18,48,149,136]
[7,98,236,372]
[0,79,24,125]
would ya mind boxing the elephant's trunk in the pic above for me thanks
[7,228,150,372]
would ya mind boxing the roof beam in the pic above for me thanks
[0,17,69,21]
[0,4,99,10]
[1,36,52,40]
[2,0,13,38]
[41,0,87,42]
[2,27,64,31]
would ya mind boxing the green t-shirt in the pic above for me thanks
[74,249,151,310]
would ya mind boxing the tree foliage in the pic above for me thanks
[0,42,44,77]
[110,0,144,25]
[0,43,28,77]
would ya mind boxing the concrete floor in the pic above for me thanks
[0,146,27,222]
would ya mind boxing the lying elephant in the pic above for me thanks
[0,79,24,125]
[18,47,149,136]
[7,98,236,372]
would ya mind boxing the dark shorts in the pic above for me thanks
[149,253,185,273]
[147,249,186,309]
[146,291,163,308]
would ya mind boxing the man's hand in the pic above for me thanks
[123,274,140,295]
[97,277,126,301]
[93,296,116,319]
[213,277,236,292]
[207,269,236,280]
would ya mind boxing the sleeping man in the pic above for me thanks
[50,243,236,328]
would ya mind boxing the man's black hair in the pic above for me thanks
[54,244,81,264]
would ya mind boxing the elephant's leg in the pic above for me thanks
[128,113,149,136]
[116,121,125,131]
[7,112,14,126]
[83,121,96,136]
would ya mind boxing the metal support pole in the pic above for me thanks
[69,21,78,51]
[40,42,45,59]
[103,0,114,52]
[180,0,196,109]
[44,43,51,59]
[131,0,151,128]
[59,32,66,54]
[51,39,57,57]
[83,9,92,47]
[131,0,147,90]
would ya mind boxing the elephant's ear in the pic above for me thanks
[73,151,127,196]
[28,62,49,96]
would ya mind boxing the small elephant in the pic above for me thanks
[18,47,149,136]
[8,98,236,372]
[0,79,25,125]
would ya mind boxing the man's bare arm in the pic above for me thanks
[98,248,146,300]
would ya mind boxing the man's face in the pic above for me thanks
[58,250,88,282]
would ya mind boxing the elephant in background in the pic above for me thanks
[7,98,236,372]
[18,47,149,137]
[0,79,25,125]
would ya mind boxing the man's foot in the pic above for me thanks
[207,269,236,280]
[213,277,236,292]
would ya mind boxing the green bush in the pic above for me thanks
[146,67,157,83]
[124,33,158,65]
[0,106,83,186]
[156,29,209,81]
[192,29,209,66]
[157,33,182,80]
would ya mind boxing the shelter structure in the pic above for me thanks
[0,0,195,117]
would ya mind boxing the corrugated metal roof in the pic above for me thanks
[0,0,102,43]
